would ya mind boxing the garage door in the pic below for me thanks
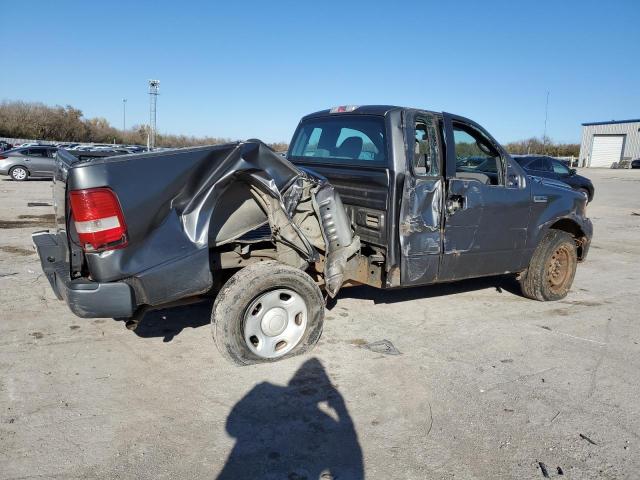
[590,135,624,167]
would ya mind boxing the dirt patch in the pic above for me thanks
[561,300,603,307]
[17,214,55,221]
[0,246,35,256]
[0,214,54,229]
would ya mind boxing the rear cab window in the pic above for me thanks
[289,115,387,166]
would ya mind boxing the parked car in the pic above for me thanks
[0,146,58,180]
[33,105,592,365]
[512,155,594,202]
[15,142,46,148]
[0,141,13,151]
[631,159,640,169]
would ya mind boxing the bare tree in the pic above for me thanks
[0,100,288,150]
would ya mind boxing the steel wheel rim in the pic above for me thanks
[12,168,26,180]
[547,245,570,292]
[243,288,308,359]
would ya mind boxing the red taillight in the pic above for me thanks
[69,188,127,251]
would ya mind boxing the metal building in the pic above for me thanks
[579,119,640,168]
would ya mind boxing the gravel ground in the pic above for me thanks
[1,170,639,479]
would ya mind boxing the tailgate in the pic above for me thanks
[53,150,75,233]
[52,149,83,274]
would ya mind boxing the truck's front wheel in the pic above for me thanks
[211,261,324,365]
[519,230,578,301]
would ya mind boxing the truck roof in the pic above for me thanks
[301,105,440,120]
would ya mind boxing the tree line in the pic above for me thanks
[0,100,288,151]
[504,136,580,157]
[0,100,578,156]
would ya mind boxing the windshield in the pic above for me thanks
[289,115,387,166]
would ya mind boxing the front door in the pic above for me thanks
[439,113,530,281]
[399,112,443,285]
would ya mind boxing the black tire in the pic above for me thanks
[211,261,324,366]
[9,166,28,181]
[519,230,578,301]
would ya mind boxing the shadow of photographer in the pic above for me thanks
[217,358,364,479]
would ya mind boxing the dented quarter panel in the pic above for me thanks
[66,141,358,305]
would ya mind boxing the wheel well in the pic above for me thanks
[549,219,587,261]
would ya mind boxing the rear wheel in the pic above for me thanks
[211,261,324,365]
[9,166,28,181]
[519,230,578,301]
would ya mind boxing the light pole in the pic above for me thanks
[543,90,549,153]
[122,98,127,131]
[148,80,160,150]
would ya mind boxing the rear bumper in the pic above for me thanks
[32,232,135,318]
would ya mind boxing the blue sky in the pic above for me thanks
[1,0,638,143]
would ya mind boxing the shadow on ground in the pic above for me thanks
[329,273,522,308]
[1,178,51,182]
[123,274,522,341]
[130,299,213,342]
[217,358,364,479]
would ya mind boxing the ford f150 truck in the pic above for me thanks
[33,105,592,365]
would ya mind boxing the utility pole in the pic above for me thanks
[148,80,160,150]
[543,90,550,154]
[122,98,127,131]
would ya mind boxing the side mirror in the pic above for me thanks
[507,173,520,188]
[569,168,577,176]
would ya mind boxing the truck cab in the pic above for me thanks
[288,106,590,289]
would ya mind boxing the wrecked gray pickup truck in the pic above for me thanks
[33,105,592,365]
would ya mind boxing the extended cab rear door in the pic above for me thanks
[439,113,530,280]
[399,111,444,285]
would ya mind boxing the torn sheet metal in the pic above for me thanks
[399,113,443,285]
[64,141,359,303]
[399,176,443,284]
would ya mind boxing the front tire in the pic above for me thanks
[519,230,578,301]
[211,261,324,366]
[9,166,28,181]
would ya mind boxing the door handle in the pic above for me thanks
[446,195,464,215]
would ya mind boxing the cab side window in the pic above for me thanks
[412,119,439,176]
[551,159,570,175]
[452,124,503,186]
